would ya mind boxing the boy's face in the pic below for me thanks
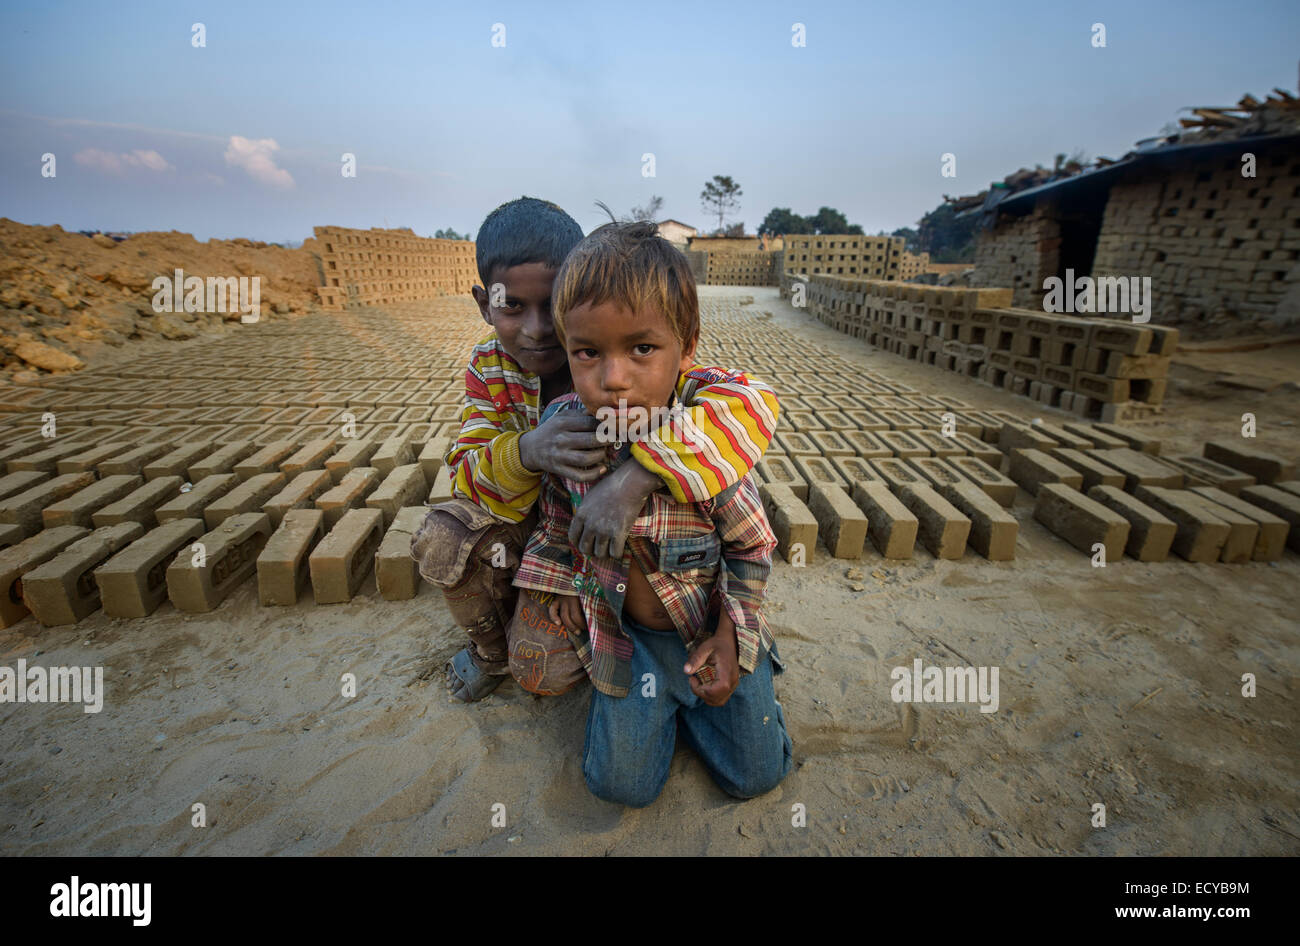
[561,299,697,421]
[471,262,567,379]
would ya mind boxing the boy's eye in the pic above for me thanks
[633,344,656,356]
[573,348,598,360]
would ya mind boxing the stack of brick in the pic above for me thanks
[703,250,779,286]
[783,235,904,281]
[789,273,1179,423]
[314,226,477,310]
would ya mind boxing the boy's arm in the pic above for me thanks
[444,363,543,524]
[632,367,779,502]
[708,474,777,676]
[513,473,579,600]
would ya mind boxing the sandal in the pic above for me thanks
[445,647,508,703]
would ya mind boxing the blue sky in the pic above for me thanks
[1,0,1296,242]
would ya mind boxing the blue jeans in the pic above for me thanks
[582,617,793,808]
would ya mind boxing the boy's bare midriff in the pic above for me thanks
[623,561,675,629]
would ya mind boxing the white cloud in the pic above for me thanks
[223,135,294,189]
[73,147,173,174]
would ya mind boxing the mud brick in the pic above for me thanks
[309,507,384,604]
[154,474,237,523]
[233,440,302,480]
[256,508,327,606]
[0,471,49,503]
[1133,487,1231,563]
[842,409,890,431]
[375,505,428,600]
[1034,483,1130,561]
[316,466,382,529]
[1085,485,1176,562]
[417,437,449,482]
[759,483,818,565]
[1050,448,1126,491]
[90,475,184,530]
[41,474,143,530]
[942,456,1016,507]
[1276,481,1300,499]
[142,439,215,480]
[817,411,855,432]
[280,438,338,476]
[203,472,286,529]
[912,429,963,457]
[878,409,921,430]
[96,517,206,618]
[1158,455,1249,492]
[849,481,916,559]
[262,469,332,527]
[366,464,428,528]
[426,465,455,504]
[1176,492,1255,563]
[756,457,808,500]
[877,430,928,458]
[1238,486,1300,552]
[189,441,256,480]
[56,441,133,475]
[905,456,968,492]
[8,440,91,474]
[805,483,868,559]
[840,430,892,459]
[1105,352,1170,380]
[1090,322,1152,355]
[1008,448,1083,495]
[1203,441,1295,485]
[786,411,826,432]
[937,479,1017,560]
[868,457,926,492]
[829,455,884,488]
[1146,324,1179,357]
[97,442,169,477]
[0,434,49,466]
[897,483,970,560]
[1093,448,1183,492]
[1074,373,1129,403]
[0,472,96,537]
[792,455,847,492]
[371,433,417,476]
[774,431,819,457]
[167,512,272,612]
[1059,422,1126,450]
[22,522,144,626]
[942,432,995,466]
[808,430,854,457]
[963,411,1005,443]
[998,422,1057,454]
[324,437,379,484]
[1188,487,1286,561]
[1090,423,1161,455]
[0,525,89,627]
[0,523,24,551]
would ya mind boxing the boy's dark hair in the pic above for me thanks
[474,197,584,285]
[551,221,699,347]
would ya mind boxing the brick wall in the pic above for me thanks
[783,234,904,280]
[313,226,477,310]
[970,209,1060,308]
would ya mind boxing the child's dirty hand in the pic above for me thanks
[685,613,741,707]
[568,460,660,559]
[548,594,585,637]
[519,412,605,480]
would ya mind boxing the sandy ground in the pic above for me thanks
[1,286,1297,856]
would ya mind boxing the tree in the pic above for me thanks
[891,227,919,252]
[916,202,977,263]
[808,206,851,234]
[700,175,742,232]
[434,227,468,240]
[721,222,745,238]
[629,195,664,222]
[759,208,812,237]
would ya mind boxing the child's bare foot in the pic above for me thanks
[445,648,508,702]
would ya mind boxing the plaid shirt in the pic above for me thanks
[514,392,778,698]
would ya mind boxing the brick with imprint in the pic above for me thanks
[22,522,144,626]
[96,517,206,618]
[0,525,89,627]
[167,512,272,612]
[257,508,327,606]
[309,507,384,604]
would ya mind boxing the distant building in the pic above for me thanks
[656,220,697,246]
[899,250,931,280]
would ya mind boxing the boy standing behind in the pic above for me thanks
[514,222,792,807]
[412,198,780,703]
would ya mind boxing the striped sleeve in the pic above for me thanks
[445,359,541,524]
[629,366,779,504]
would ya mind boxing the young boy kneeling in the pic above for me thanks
[514,222,793,807]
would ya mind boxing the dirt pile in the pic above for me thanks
[0,218,323,383]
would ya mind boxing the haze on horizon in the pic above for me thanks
[1,0,1296,243]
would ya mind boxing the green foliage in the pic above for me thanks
[434,227,469,240]
[916,203,977,263]
[758,205,864,236]
[700,175,743,231]
[891,227,919,252]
